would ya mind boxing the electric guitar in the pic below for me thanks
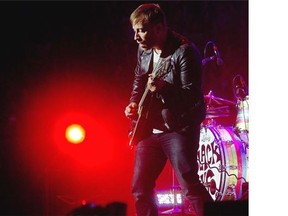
[128,56,171,149]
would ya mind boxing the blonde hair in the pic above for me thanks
[130,3,167,27]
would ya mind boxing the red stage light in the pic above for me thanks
[65,123,86,144]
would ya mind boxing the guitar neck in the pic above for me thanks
[138,59,163,107]
[137,56,171,115]
[137,85,150,115]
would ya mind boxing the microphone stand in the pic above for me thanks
[202,40,224,66]
[160,168,183,215]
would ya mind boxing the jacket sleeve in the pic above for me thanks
[129,47,150,104]
[159,43,203,108]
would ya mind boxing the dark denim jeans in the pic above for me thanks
[131,126,213,216]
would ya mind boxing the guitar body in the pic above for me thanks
[128,94,153,149]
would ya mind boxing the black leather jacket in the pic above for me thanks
[129,30,206,133]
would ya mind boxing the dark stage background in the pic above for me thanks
[0,1,248,215]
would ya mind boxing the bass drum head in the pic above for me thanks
[197,125,248,201]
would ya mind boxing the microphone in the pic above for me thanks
[233,74,248,99]
[239,75,248,95]
[213,43,224,66]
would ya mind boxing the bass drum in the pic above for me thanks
[197,125,248,201]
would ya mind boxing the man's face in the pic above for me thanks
[132,21,158,50]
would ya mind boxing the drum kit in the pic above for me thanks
[158,87,249,215]
[158,41,248,215]
[197,75,249,202]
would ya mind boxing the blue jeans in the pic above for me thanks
[132,126,212,216]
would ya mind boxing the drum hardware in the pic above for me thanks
[224,184,237,200]
[219,165,238,171]
[223,140,234,145]
[233,128,249,142]
[243,142,249,155]
[160,167,183,215]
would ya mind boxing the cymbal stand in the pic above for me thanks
[160,168,183,215]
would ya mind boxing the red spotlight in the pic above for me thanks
[53,111,115,168]
[65,123,86,144]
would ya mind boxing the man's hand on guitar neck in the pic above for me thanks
[124,102,138,120]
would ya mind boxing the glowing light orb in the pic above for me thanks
[65,124,86,144]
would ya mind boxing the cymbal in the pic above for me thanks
[207,105,231,111]
[204,91,236,106]
[206,113,231,119]
[206,106,231,118]
[203,91,236,119]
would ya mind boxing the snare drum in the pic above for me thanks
[197,125,248,201]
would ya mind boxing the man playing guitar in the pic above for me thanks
[124,3,213,216]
